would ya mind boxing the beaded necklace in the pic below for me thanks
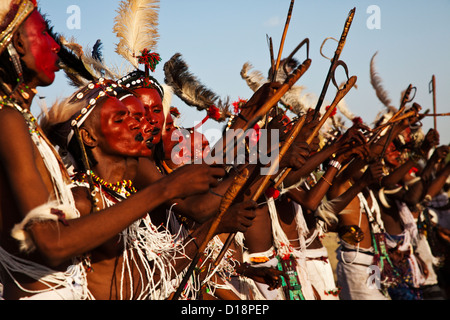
[91,172,136,198]
[73,172,137,199]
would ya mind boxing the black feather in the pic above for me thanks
[44,17,95,85]
[92,39,104,62]
[164,53,219,111]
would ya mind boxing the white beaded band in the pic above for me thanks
[329,160,342,171]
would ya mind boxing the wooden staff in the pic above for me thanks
[273,75,358,189]
[267,35,275,77]
[373,109,418,131]
[171,168,250,300]
[378,86,417,159]
[314,7,356,117]
[248,59,311,131]
[271,0,295,82]
[214,115,308,267]
[215,75,357,265]
[422,112,450,117]
[429,75,437,130]
[368,84,415,145]
[214,77,357,265]
[390,84,415,122]
[207,57,311,165]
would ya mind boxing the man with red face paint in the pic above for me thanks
[118,91,154,158]
[118,71,165,149]
[41,80,259,300]
[118,71,237,224]
[135,86,164,146]
[0,2,236,299]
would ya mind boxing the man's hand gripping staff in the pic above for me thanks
[171,168,251,300]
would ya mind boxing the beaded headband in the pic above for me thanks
[117,70,164,99]
[66,78,120,146]
[0,0,36,56]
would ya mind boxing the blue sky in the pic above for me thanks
[34,0,450,144]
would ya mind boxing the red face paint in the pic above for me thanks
[99,97,144,157]
[120,95,153,157]
[385,142,401,167]
[133,87,164,145]
[21,10,60,86]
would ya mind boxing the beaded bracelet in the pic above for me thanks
[328,159,342,171]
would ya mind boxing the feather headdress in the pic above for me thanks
[82,39,119,80]
[164,53,232,123]
[56,36,96,88]
[0,0,36,55]
[113,0,160,69]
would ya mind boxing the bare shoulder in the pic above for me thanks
[134,157,163,189]
[0,106,33,153]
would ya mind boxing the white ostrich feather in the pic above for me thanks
[113,0,160,69]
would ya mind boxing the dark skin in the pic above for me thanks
[380,129,441,209]
[233,112,318,256]
[324,111,424,247]
[133,83,284,224]
[157,114,285,299]
[328,161,385,248]
[378,130,442,236]
[324,122,407,247]
[66,97,259,300]
[0,10,230,300]
[278,123,370,250]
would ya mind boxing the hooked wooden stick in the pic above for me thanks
[248,59,311,131]
[213,116,308,267]
[372,109,418,132]
[216,76,356,265]
[273,75,358,189]
[377,84,415,159]
[389,84,414,122]
[171,168,250,300]
[367,84,415,145]
[314,7,355,117]
[206,57,311,165]
[271,0,295,82]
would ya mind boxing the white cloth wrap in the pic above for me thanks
[11,201,79,253]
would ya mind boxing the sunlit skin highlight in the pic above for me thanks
[99,97,144,157]
[120,94,153,157]
[19,10,60,87]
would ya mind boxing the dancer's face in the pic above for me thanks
[385,142,401,167]
[133,87,164,145]
[19,10,60,86]
[99,97,144,157]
